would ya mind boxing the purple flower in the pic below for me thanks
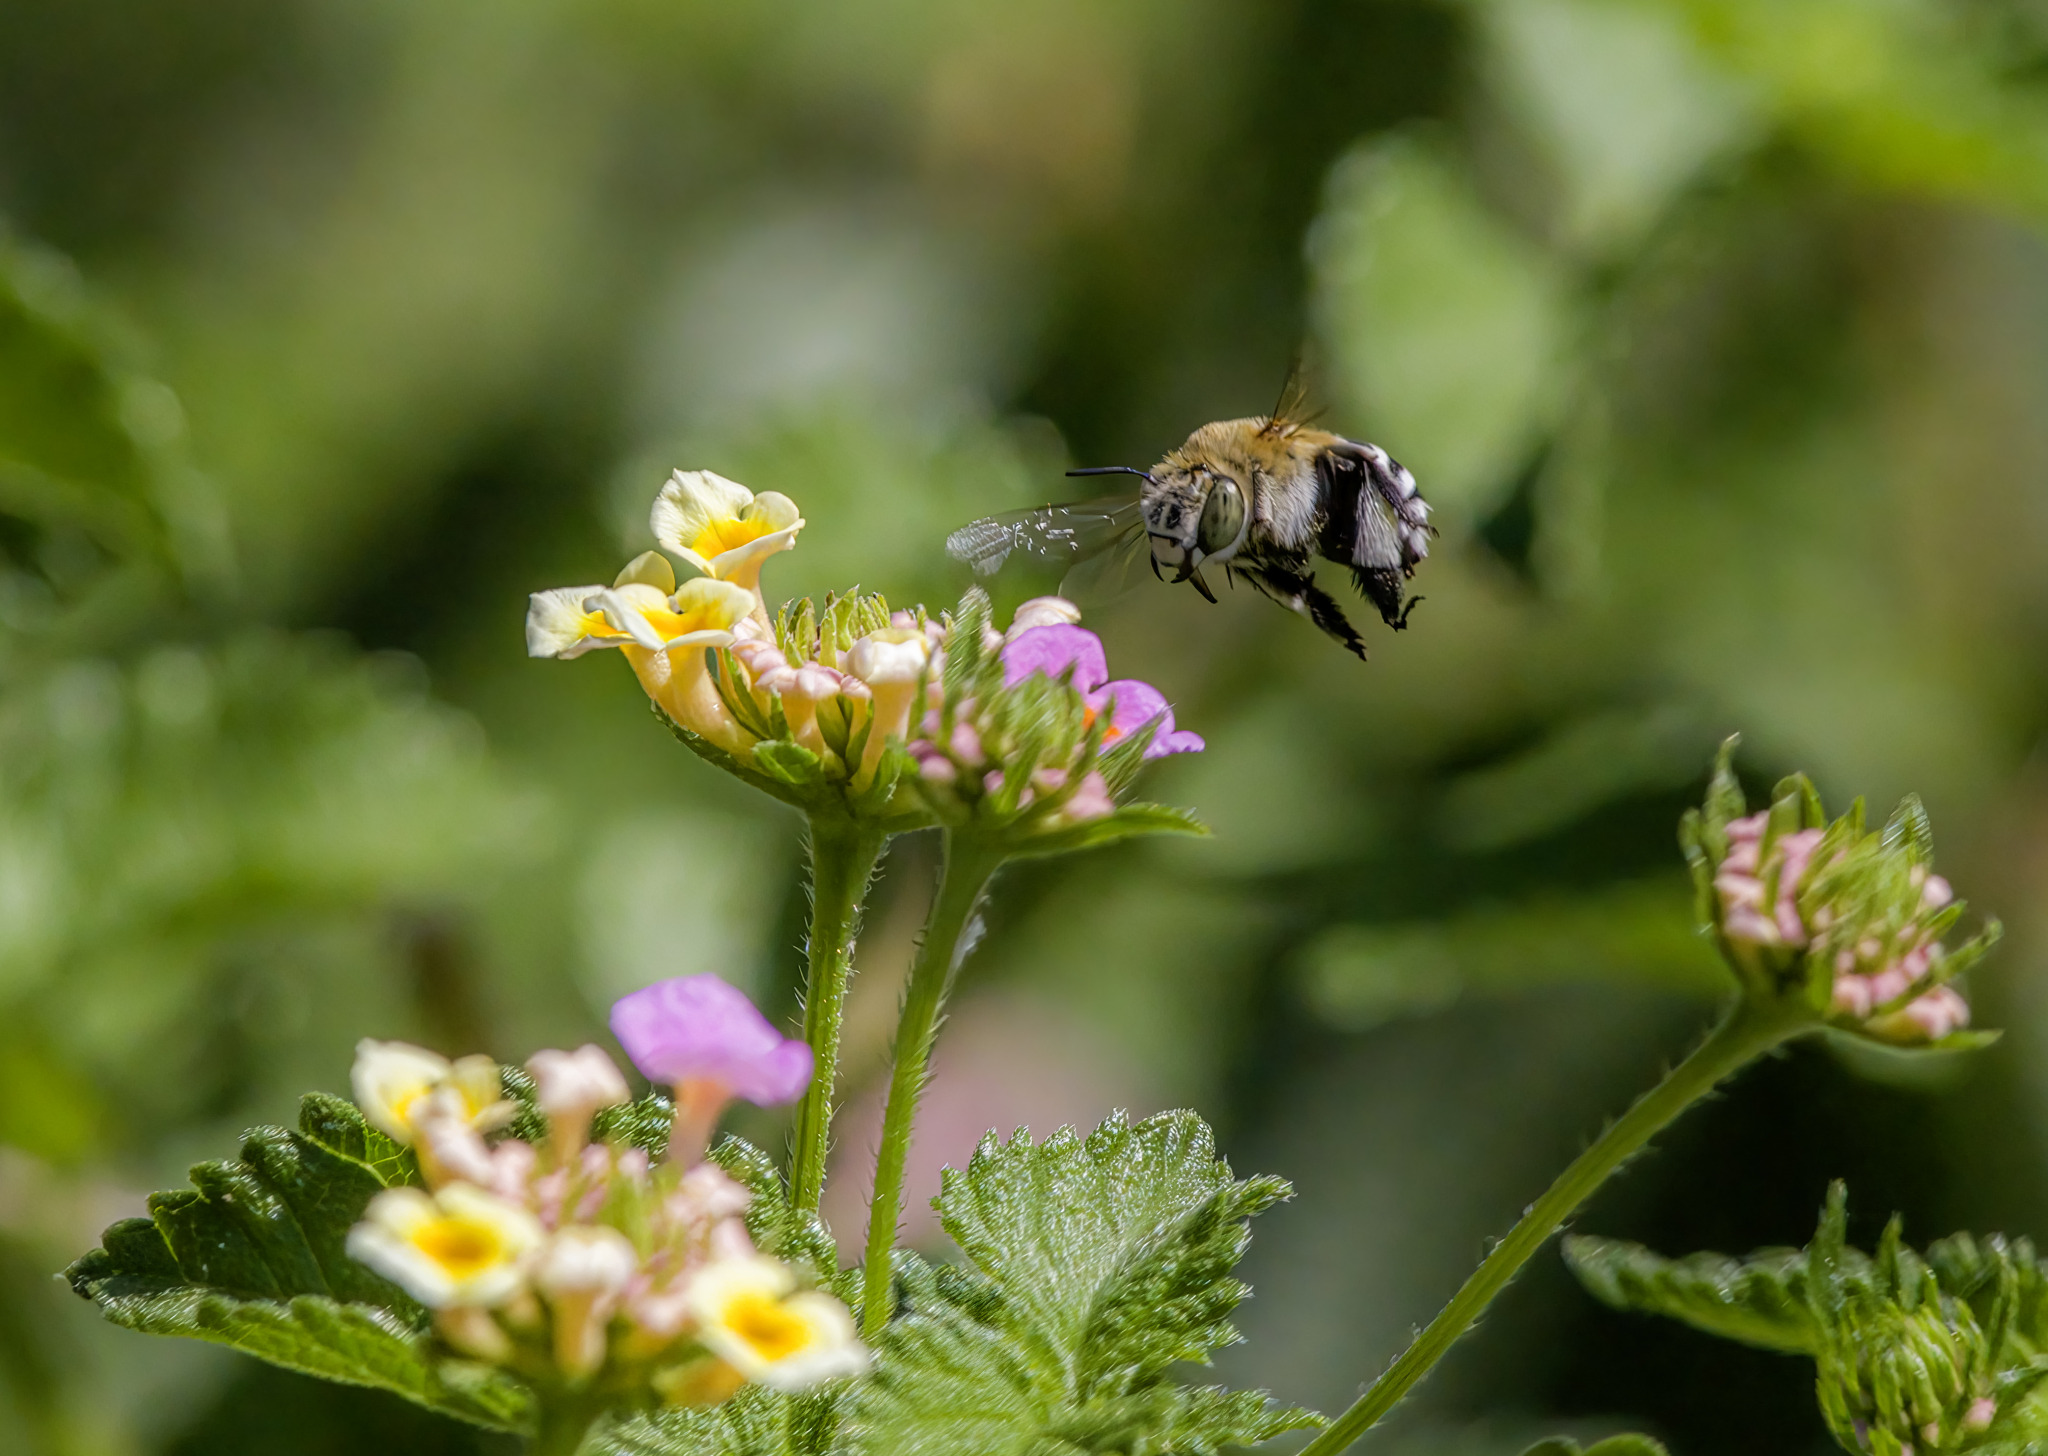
[609,974,813,1106]
[1000,625,1204,758]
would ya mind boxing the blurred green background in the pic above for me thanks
[5,1,2048,1452]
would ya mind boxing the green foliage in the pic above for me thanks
[1568,1184,2048,1453]
[595,1386,839,1456]
[841,1111,1320,1455]
[65,1095,532,1433]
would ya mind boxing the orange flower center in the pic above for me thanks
[1081,705,1123,743]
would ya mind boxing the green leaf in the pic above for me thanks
[842,1111,1318,1455]
[595,1386,838,1456]
[66,1094,532,1431]
[1563,1235,1826,1354]
[755,740,827,790]
[1006,803,1210,861]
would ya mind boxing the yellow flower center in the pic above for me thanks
[723,1292,811,1362]
[413,1218,505,1280]
[691,515,777,558]
[643,602,736,639]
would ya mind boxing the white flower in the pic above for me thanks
[845,628,932,788]
[347,1185,543,1308]
[527,1045,630,1123]
[687,1256,868,1391]
[845,627,930,688]
[651,471,803,597]
[1006,596,1082,638]
[351,1041,512,1147]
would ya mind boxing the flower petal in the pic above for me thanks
[526,586,623,659]
[609,974,815,1107]
[652,470,757,570]
[1002,624,1108,693]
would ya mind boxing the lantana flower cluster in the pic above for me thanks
[901,590,1202,833]
[344,974,864,1408]
[1683,743,1998,1046]
[527,469,1203,831]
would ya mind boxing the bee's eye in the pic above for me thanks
[1197,476,1245,555]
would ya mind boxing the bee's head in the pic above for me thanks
[1141,463,1247,579]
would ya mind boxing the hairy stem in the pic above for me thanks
[859,833,1005,1337]
[788,811,889,1215]
[1298,994,1814,1455]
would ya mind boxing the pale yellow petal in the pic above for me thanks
[614,550,677,593]
[526,586,620,659]
[652,470,756,569]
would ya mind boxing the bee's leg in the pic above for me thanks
[1351,566,1414,630]
[1243,563,1369,661]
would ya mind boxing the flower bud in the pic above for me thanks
[534,1225,640,1378]
[1681,740,1997,1045]
[1005,596,1082,638]
[846,628,932,788]
[526,1045,630,1157]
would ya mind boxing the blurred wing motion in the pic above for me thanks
[945,496,1147,598]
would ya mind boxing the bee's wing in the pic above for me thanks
[1055,519,1151,604]
[945,495,1146,578]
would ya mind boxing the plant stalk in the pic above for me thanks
[859,832,1005,1337]
[789,810,889,1215]
[527,1393,604,1456]
[1297,994,1814,1455]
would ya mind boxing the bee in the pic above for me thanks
[946,389,1431,660]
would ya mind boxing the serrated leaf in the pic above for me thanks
[596,1385,838,1456]
[842,1111,1312,1455]
[1563,1235,1825,1353]
[76,1287,530,1430]
[67,1093,532,1431]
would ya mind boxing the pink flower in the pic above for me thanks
[610,975,812,1106]
[1000,625,1204,758]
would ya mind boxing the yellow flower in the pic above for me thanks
[346,1185,543,1308]
[651,471,803,604]
[526,573,759,750]
[686,1257,867,1391]
[351,1040,512,1147]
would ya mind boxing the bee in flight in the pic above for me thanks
[946,394,1432,660]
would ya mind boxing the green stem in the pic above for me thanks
[1298,994,1814,1455]
[527,1393,603,1456]
[859,832,1006,1337]
[789,811,889,1216]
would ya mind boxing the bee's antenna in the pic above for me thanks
[1066,466,1154,482]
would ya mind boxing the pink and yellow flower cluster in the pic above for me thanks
[527,471,1204,824]
[344,974,863,1405]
